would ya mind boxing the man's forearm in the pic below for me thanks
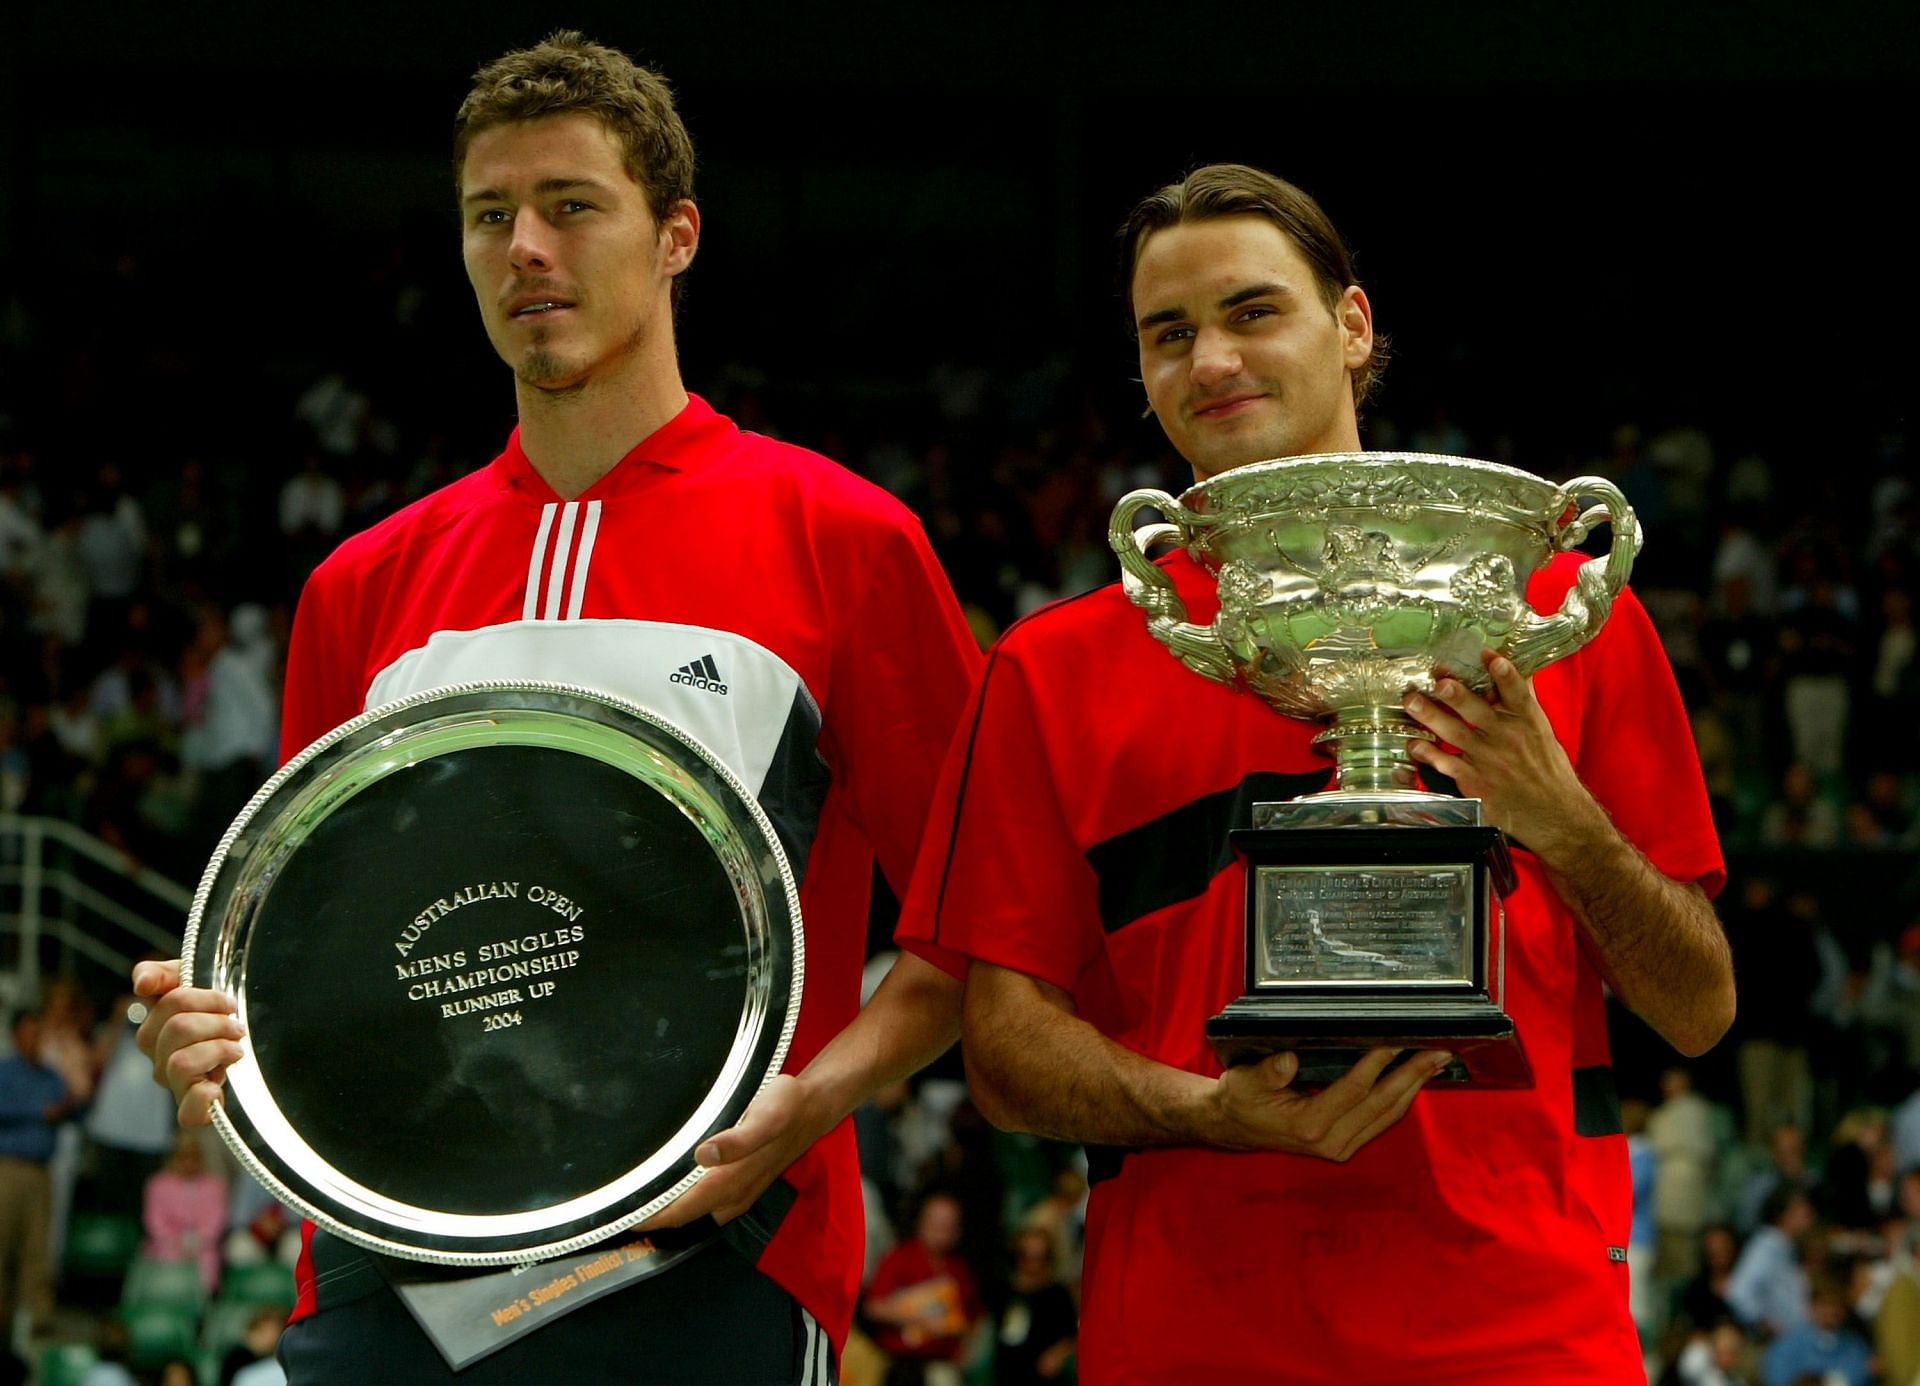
[791,949,963,1133]
[963,965,1218,1148]
[1532,801,1735,1056]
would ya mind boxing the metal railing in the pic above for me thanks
[0,814,189,1001]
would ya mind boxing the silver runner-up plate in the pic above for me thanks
[182,681,803,1266]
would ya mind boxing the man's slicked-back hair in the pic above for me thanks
[1119,163,1387,410]
[454,32,697,302]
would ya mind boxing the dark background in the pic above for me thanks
[2,0,1912,473]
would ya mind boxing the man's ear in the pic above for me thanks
[660,199,700,278]
[1339,285,1374,372]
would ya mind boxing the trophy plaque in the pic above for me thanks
[183,681,802,1266]
[1111,454,1639,1087]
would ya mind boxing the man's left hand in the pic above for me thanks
[1402,650,1603,860]
[636,1074,821,1228]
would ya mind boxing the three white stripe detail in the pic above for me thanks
[523,500,602,620]
[800,1309,832,1385]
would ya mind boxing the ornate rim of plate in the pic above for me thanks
[181,680,804,1266]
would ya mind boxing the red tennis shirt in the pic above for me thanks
[278,395,981,1348]
[898,549,1724,1385]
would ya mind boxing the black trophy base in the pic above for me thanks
[1207,997,1534,1088]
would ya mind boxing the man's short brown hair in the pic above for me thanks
[1119,163,1388,410]
[454,32,697,301]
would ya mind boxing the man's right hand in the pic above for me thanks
[132,959,244,1127]
[961,962,1445,1159]
[1205,1047,1453,1161]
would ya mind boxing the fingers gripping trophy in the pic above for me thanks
[1110,453,1640,1086]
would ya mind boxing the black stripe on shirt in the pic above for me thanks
[1084,769,1333,935]
[757,689,832,883]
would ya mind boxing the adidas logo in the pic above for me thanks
[670,654,729,695]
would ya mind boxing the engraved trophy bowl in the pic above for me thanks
[1108,453,1639,1085]
[1110,452,1640,796]
[183,681,803,1265]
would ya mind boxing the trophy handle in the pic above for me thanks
[1505,475,1641,675]
[1108,489,1239,686]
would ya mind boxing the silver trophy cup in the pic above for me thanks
[1110,453,1639,1086]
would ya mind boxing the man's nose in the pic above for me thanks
[1189,326,1242,387]
[509,209,556,273]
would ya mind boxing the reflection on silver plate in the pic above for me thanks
[182,682,802,1266]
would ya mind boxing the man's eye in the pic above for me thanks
[1234,306,1274,324]
[559,200,593,214]
[476,208,510,226]
[1156,327,1193,346]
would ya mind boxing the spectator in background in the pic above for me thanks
[1893,1082,1920,1177]
[37,980,96,1284]
[1667,1318,1756,1386]
[276,450,345,545]
[74,462,147,631]
[1726,880,1821,1145]
[1759,1275,1872,1386]
[231,1352,287,1386]
[183,602,280,838]
[1861,926,1920,1086]
[78,1319,137,1386]
[1712,512,1778,620]
[1728,1187,1816,1339]
[1739,1123,1815,1237]
[1775,575,1858,777]
[1626,1096,1663,1340]
[1016,1165,1087,1290]
[141,1131,227,1293]
[1758,763,1841,850]
[1822,1109,1897,1237]
[88,639,182,747]
[27,507,88,650]
[292,369,370,459]
[1678,1224,1743,1335]
[1871,588,1918,761]
[993,1227,1075,1386]
[48,682,102,768]
[1652,1067,1722,1284]
[1874,1171,1920,1386]
[221,1175,300,1270]
[0,460,39,580]
[81,988,178,1217]
[0,1010,84,1343]
[864,1190,983,1385]
[1845,769,1917,849]
[221,1305,290,1386]
[1696,573,1773,778]
[0,705,25,814]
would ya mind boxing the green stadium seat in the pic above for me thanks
[200,1298,262,1355]
[62,1212,142,1279]
[36,1342,99,1386]
[121,1255,209,1311]
[217,1260,297,1308]
[199,1344,229,1386]
[121,1301,202,1369]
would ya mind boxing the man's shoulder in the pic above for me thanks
[725,430,925,535]
[996,577,1156,661]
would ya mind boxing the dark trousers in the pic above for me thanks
[279,1240,837,1384]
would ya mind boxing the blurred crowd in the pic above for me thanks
[1,236,1917,1385]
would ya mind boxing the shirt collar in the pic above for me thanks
[491,393,735,501]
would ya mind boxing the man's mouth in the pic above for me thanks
[509,299,576,319]
[1192,393,1267,419]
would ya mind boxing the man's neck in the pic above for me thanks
[513,340,689,501]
